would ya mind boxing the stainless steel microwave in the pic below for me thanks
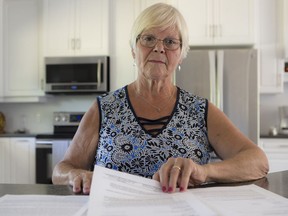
[45,56,109,94]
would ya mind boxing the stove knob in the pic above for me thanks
[54,115,60,122]
[62,116,67,122]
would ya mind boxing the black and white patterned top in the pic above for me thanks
[95,86,213,178]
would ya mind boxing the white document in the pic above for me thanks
[0,194,88,216]
[190,185,288,216]
[88,165,288,216]
[88,165,216,216]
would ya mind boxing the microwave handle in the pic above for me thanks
[97,59,102,87]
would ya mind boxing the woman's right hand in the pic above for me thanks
[68,169,93,194]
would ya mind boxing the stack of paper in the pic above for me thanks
[87,165,288,216]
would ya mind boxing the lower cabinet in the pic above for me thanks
[260,138,288,173]
[0,137,35,184]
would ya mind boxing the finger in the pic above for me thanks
[179,165,192,192]
[168,165,182,193]
[82,174,91,194]
[72,175,83,193]
[158,158,175,192]
[153,171,168,192]
[152,171,160,181]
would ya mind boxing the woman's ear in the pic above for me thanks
[131,48,136,59]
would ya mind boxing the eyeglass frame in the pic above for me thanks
[136,34,182,51]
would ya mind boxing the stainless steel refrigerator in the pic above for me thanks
[176,49,258,144]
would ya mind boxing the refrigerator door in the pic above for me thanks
[176,50,217,105]
[176,49,258,144]
[221,49,258,143]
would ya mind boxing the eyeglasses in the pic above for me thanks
[137,35,182,51]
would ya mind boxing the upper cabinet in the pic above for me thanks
[43,0,109,57]
[1,0,44,101]
[258,0,284,94]
[178,0,255,46]
[284,0,288,59]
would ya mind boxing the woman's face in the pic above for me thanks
[132,27,182,81]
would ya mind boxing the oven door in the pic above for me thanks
[36,139,53,184]
[36,138,71,184]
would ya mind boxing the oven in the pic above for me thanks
[35,112,84,184]
[35,138,53,184]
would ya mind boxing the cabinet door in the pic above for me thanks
[44,0,109,56]
[260,138,288,173]
[179,0,254,46]
[43,0,75,56]
[0,0,3,99]
[178,0,213,46]
[3,0,44,97]
[214,0,254,45]
[0,138,11,183]
[259,0,284,93]
[75,0,109,56]
[284,0,288,58]
[10,138,35,184]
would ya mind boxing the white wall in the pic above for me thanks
[260,83,288,134]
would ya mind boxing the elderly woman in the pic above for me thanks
[52,3,269,194]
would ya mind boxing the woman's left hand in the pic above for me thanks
[152,157,208,193]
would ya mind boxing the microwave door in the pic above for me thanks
[45,56,110,94]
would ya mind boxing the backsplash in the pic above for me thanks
[0,95,96,134]
[260,83,288,134]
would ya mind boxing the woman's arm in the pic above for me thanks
[204,102,269,183]
[52,101,100,194]
[153,102,269,192]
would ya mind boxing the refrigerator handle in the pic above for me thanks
[217,50,224,111]
[208,51,217,106]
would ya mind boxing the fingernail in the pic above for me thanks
[168,187,173,192]
[180,187,184,192]
[162,186,167,192]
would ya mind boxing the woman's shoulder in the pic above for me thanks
[178,87,207,104]
[97,86,127,101]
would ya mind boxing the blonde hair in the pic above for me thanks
[129,3,189,59]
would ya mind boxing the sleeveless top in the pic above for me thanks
[95,86,213,178]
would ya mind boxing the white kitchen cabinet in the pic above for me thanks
[284,0,288,59]
[0,137,35,184]
[43,0,109,57]
[178,0,254,46]
[260,138,288,173]
[0,138,10,183]
[258,0,284,94]
[0,1,3,100]
[1,0,44,99]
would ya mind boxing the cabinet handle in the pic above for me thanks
[76,39,81,50]
[41,79,44,90]
[219,25,222,37]
[97,59,102,87]
[17,140,29,143]
[209,25,213,38]
[71,39,75,50]
[214,25,218,37]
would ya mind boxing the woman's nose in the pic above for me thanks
[153,41,165,53]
